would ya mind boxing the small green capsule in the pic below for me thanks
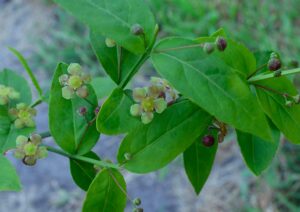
[203,42,215,54]
[131,24,144,36]
[293,95,300,104]
[286,100,293,107]
[133,198,141,206]
[124,153,132,161]
[105,38,116,48]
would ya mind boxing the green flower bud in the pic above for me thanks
[36,147,48,159]
[203,42,215,54]
[16,135,28,147]
[23,156,37,166]
[59,74,69,86]
[133,198,141,206]
[30,134,42,145]
[24,118,35,128]
[62,86,75,100]
[131,24,144,36]
[124,153,132,160]
[14,119,24,129]
[130,104,142,117]
[14,149,25,159]
[68,63,82,75]
[154,98,167,114]
[16,103,27,110]
[105,38,116,48]
[8,90,20,99]
[81,74,92,83]
[76,86,89,98]
[286,100,293,107]
[133,88,147,102]
[141,112,154,124]
[24,143,38,156]
[293,95,300,104]
[0,96,8,105]
[68,75,83,89]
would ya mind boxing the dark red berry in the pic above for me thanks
[215,37,227,51]
[202,135,215,147]
[268,58,281,71]
[78,107,87,116]
[94,106,100,115]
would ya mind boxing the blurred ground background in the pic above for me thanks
[1,0,300,211]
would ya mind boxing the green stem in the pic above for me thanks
[8,47,43,97]
[30,98,43,108]
[44,145,120,170]
[40,131,52,139]
[83,97,97,107]
[248,67,300,83]
[120,24,159,89]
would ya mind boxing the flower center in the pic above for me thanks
[141,97,154,112]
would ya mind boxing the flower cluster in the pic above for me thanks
[59,63,91,100]
[0,84,20,105]
[14,134,48,166]
[9,103,36,129]
[130,77,178,124]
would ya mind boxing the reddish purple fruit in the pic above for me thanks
[215,37,227,51]
[202,135,215,147]
[268,58,281,71]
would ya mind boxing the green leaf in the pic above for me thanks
[0,69,34,153]
[82,169,126,212]
[151,37,272,141]
[236,122,280,175]
[90,76,117,100]
[70,151,100,191]
[90,32,142,85]
[49,63,100,155]
[97,88,140,135]
[255,77,300,144]
[0,155,21,191]
[54,0,156,54]
[183,130,218,195]
[196,30,256,78]
[117,100,212,173]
